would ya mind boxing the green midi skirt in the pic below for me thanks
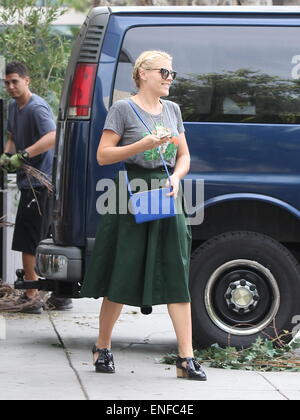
[80,166,192,307]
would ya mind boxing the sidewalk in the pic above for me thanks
[0,298,299,401]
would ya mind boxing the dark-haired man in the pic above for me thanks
[1,61,72,313]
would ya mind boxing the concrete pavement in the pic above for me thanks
[0,298,300,401]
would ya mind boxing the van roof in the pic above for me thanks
[94,5,300,16]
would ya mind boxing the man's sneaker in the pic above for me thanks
[18,293,43,315]
[45,294,73,311]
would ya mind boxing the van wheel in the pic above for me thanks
[190,231,300,349]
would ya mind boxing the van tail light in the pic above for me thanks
[68,63,97,119]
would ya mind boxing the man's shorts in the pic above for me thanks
[12,187,52,256]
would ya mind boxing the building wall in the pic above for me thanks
[2,176,22,285]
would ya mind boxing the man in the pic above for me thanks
[1,61,72,313]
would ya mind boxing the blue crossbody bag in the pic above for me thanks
[125,101,176,224]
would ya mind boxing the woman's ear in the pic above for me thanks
[138,67,147,83]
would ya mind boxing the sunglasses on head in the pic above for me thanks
[146,67,177,80]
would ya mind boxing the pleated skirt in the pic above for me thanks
[80,166,192,307]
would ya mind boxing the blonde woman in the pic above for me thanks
[80,50,207,381]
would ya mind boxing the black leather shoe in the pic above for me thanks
[176,357,207,381]
[92,345,115,373]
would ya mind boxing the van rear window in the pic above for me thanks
[113,25,300,125]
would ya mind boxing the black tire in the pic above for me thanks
[190,231,300,349]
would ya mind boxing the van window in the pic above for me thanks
[113,25,300,124]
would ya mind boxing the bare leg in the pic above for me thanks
[22,253,39,299]
[96,297,123,350]
[167,302,194,358]
[168,302,207,380]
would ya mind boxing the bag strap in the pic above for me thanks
[125,100,173,194]
[127,100,171,173]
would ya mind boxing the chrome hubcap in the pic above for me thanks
[225,279,260,314]
[204,259,281,336]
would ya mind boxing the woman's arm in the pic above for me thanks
[97,129,169,166]
[173,132,190,179]
[166,132,190,198]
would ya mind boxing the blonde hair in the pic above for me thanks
[132,50,172,89]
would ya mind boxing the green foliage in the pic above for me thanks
[0,0,73,115]
[161,337,300,372]
[63,0,90,13]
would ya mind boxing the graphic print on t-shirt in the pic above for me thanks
[142,123,179,162]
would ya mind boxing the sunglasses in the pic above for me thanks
[146,67,177,80]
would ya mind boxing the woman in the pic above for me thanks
[80,50,207,381]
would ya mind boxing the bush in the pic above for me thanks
[0,0,72,115]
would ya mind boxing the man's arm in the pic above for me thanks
[4,133,16,154]
[25,130,56,158]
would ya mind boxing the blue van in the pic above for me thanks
[23,5,300,348]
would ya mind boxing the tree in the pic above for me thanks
[63,0,104,12]
[0,0,72,115]
[62,0,90,12]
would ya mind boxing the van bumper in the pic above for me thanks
[36,238,82,282]
[13,238,84,298]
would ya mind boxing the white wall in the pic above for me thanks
[2,175,22,285]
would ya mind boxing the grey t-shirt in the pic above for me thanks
[103,98,185,168]
[7,94,56,189]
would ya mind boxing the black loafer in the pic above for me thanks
[92,345,115,373]
[176,357,207,381]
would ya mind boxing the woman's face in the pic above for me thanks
[141,58,174,97]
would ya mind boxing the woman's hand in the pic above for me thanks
[165,174,181,199]
[140,134,170,151]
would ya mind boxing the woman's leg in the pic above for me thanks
[167,302,194,358]
[95,297,123,349]
[168,302,207,380]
